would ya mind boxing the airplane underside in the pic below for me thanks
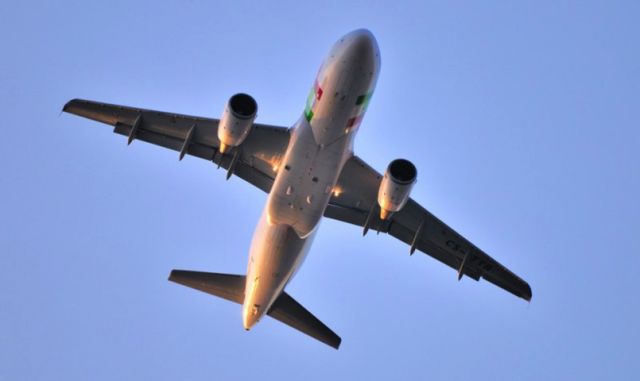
[63,28,531,350]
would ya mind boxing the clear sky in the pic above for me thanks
[1,1,639,379]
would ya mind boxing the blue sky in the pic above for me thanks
[1,1,639,379]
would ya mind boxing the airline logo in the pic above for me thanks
[304,80,323,122]
[303,79,373,131]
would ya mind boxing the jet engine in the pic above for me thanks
[217,93,257,153]
[377,159,417,220]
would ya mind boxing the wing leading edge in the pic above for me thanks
[325,156,532,301]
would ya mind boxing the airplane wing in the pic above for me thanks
[63,99,290,192]
[325,156,532,301]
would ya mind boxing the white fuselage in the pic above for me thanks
[242,30,381,329]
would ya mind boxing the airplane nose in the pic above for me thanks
[348,29,378,57]
[342,29,379,68]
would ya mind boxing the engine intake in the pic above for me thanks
[218,93,257,153]
[377,159,417,220]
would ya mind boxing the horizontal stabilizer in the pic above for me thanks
[268,291,342,349]
[169,270,245,304]
[168,269,341,349]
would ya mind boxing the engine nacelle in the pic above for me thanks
[217,93,257,153]
[377,159,417,220]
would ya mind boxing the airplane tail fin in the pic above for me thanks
[168,270,341,349]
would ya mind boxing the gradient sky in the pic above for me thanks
[2,1,639,380]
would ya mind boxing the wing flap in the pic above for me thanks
[64,98,218,146]
[386,217,482,281]
[113,122,215,161]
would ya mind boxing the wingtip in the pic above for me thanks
[523,284,533,302]
[62,98,80,113]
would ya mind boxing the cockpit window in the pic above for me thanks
[346,91,374,129]
[355,92,373,106]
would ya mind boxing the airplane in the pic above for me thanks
[63,29,531,349]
